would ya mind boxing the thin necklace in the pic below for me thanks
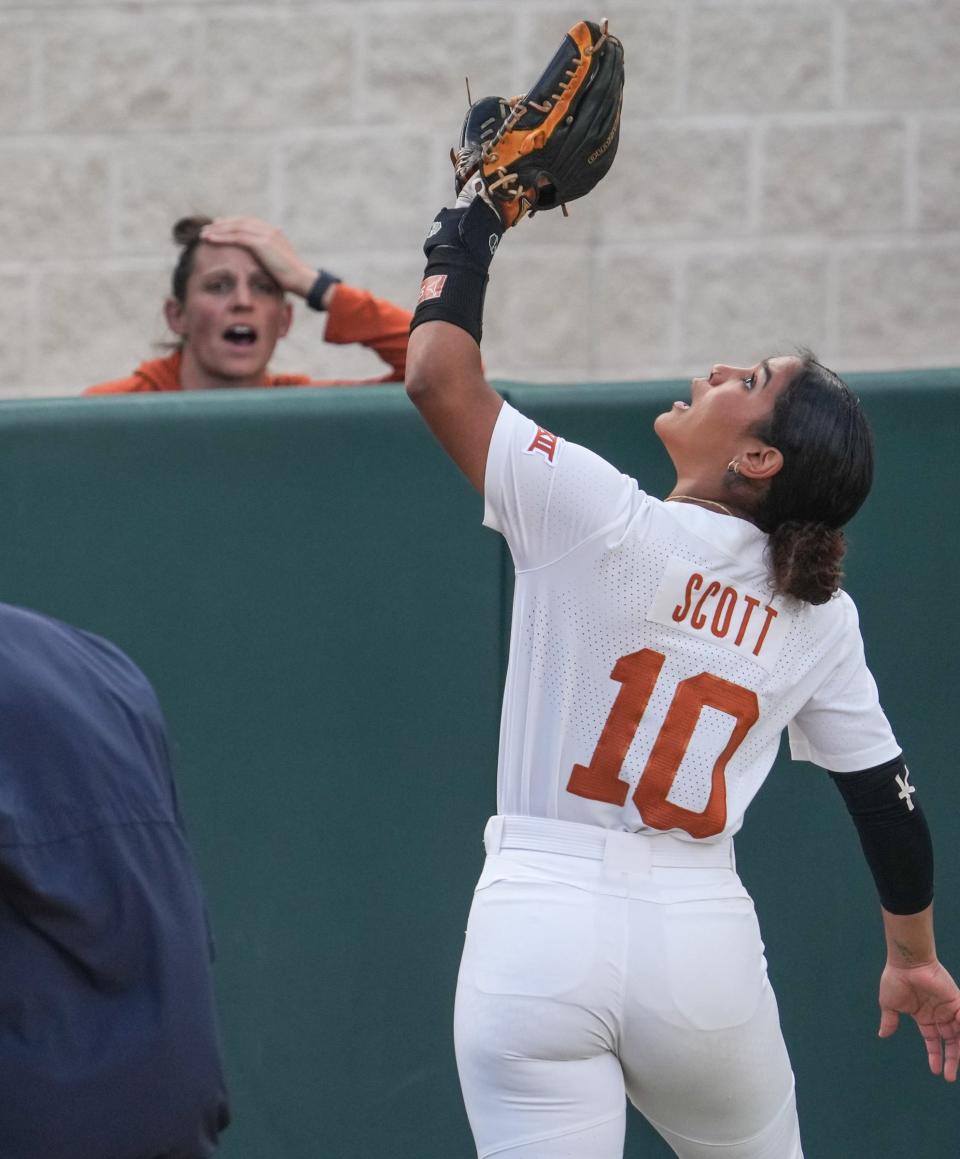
[664,494,733,517]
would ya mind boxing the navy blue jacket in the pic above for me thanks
[0,604,229,1158]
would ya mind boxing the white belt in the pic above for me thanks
[484,815,735,874]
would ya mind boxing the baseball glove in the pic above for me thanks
[452,18,624,227]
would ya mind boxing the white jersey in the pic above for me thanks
[483,402,901,842]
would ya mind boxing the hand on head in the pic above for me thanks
[200,216,317,299]
[164,215,297,390]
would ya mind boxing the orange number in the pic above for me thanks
[566,649,759,838]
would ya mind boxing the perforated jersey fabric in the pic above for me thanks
[482,403,900,841]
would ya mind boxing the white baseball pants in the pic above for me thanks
[454,816,803,1159]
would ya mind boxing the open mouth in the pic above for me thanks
[223,324,258,346]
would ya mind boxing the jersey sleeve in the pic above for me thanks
[322,283,412,382]
[483,402,640,572]
[787,595,901,772]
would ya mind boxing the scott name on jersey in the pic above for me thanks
[648,558,792,673]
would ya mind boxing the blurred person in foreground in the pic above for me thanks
[85,215,411,394]
[0,602,229,1158]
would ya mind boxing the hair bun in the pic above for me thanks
[172,215,213,247]
[768,521,846,605]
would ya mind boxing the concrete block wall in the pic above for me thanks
[1,0,958,397]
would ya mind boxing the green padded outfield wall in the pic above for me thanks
[0,374,956,1158]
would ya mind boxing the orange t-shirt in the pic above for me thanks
[84,284,411,395]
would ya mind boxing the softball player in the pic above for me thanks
[404,184,960,1157]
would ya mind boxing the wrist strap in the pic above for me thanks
[306,269,342,312]
[410,199,504,344]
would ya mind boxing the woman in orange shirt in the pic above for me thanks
[85,216,411,394]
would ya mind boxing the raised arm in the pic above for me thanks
[403,166,514,489]
[324,283,412,383]
[405,21,624,491]
[405,319,503,493]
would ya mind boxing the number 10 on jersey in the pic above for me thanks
[566,648,759,838]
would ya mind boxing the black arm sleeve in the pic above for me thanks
[828,754,933,915]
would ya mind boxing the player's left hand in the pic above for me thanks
[878,959,960,1081]
[201,216,317,298]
